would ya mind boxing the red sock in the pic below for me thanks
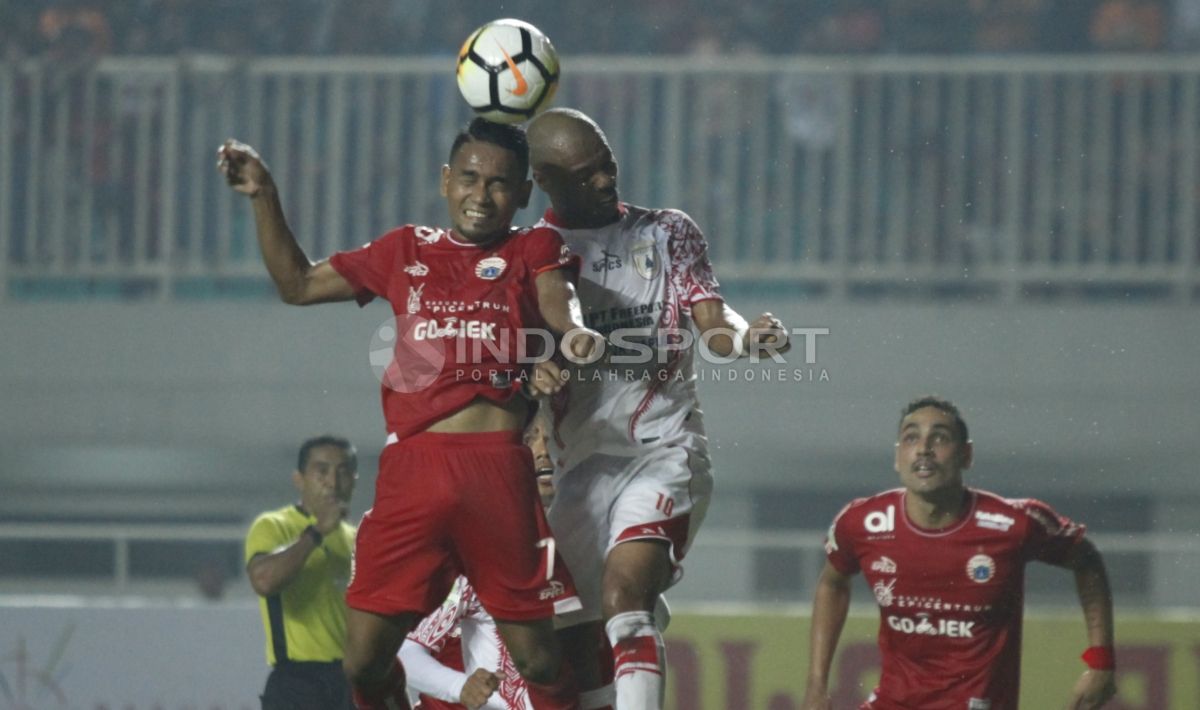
[525,658,581,710]
[350,659,411,710]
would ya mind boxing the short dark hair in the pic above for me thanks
[297,435,357,473]
[448,117,529,179]
[899,395,969,443]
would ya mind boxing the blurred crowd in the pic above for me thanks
[2,0,1198,63]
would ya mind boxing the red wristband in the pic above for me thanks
[1081,646,1115,670]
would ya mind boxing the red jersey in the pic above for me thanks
[330,225,575,440]
[825,488,1085,710]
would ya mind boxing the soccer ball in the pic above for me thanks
[456,19,559,125]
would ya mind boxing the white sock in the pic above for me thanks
[605,611,664,710]
[580,683,615,710]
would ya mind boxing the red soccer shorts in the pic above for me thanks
[347,430,580,621]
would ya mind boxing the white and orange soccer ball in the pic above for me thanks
[456,19,559,125]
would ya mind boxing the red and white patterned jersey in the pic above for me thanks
[534,205,722,470]
[330,225,575,441]
[825,488,1086,710]
[407,575,531,710]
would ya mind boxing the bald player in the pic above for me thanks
[523,108,791,710]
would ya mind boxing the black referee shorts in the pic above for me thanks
[261,660,353,710]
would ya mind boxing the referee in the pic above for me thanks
[245,435,359,710]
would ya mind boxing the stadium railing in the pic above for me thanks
[0,522,1195,609]
[1,55,1198,301]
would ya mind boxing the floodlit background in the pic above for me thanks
[1,1,1197,708]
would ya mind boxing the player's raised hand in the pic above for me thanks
[525,358,568,398]
[459,668,501,709]
[563,327,604,364]
[745,312,790,355]
[217,139,272,197]
[311,490,348,537]
[1066,669,1116,709]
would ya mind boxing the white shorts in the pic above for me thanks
[547,441,714,625]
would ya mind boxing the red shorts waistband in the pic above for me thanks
[386,429,524,448]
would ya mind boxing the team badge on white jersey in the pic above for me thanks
[475,256,507,280]
[631,241,659,280]
[966,554,996,583]
[404,261,429,277]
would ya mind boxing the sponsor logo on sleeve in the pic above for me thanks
[966,554,996,583]
[968,699,993,710]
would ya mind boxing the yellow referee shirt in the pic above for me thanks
[245,504,356,665]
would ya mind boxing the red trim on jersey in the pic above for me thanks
[628,262,684,441]
[612,636,662,679]
[614,514,692,562]
[533,256,582,277]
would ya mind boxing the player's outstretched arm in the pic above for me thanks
[801,562,853,710]
[535,268,603,365]
[692,301,790,359]
[1061,538,1117,709]
[398,639,500,709]
[216,140,356,305]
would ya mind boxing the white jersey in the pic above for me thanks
[535,204,722,471]
[405,576,531,710]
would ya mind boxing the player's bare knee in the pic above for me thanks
[601,571,660,618]
[600,582,635,617]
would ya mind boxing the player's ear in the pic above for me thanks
[893,441,902,476]
[959,441,974,470]
[440,165,450,197]
[291,469,304,492]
